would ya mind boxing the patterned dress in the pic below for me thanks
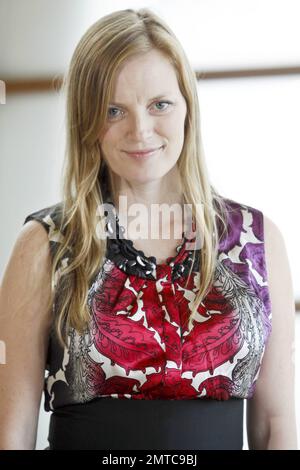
[23,194,272,419]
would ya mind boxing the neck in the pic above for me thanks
[108,166,186,238]
[112,165,184,210]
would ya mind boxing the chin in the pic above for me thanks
[132,165,169,179]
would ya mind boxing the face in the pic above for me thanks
[99,49,187,187]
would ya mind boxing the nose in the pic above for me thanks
[127,108,154,140]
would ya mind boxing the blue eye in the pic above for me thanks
[107,100,172,120]
[108,107,122,119]
[154,101,172,111]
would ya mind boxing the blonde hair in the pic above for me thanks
[48,8,230,348]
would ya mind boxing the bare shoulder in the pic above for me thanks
[0,219,53,326]
[9,219,52,276]
[17,218,51,252]
[263,213,286,253]
[263,213,295,300]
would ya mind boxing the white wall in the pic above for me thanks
[197,75,300,298]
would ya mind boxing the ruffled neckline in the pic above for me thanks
[102,193,200,281]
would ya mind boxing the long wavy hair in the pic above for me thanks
[48,8,230,349]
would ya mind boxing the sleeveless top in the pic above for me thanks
[23,195,272,415]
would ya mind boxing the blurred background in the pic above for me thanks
[0,0,299,450]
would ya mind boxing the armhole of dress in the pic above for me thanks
[260,209,272,326]
[22,208,59,371]
[23,213,51,237]
[22,204,64,262]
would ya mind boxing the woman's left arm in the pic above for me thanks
[246,214,298,450]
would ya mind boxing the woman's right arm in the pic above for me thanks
[0,220,53,449]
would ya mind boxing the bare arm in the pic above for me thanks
[246,214,298,450]
[0,221,53,449]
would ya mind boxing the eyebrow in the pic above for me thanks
[109,94,171,107]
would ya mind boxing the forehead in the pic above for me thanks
[112,49,180,100]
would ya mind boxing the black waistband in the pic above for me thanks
[48,397,244,450]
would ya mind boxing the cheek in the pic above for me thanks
[168,108,185,131]
[100,127,118,153]
[164,114,185,144]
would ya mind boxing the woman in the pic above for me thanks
[0,8,297,450]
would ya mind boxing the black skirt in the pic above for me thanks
[48,397,244,450]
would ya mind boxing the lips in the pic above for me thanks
[125,145,164,155]
[124,145,165,158]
